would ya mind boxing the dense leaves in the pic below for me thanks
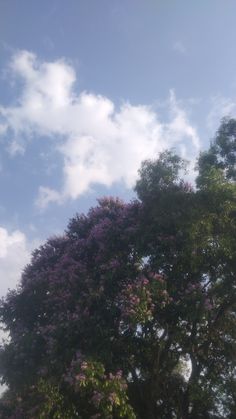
[0,120,236,418]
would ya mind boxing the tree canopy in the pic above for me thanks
[0,119,236,418]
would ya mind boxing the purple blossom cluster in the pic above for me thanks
[185,282,203,295]
[119,271,172,327]
[63,354,131,417]
[204,298,213,310]
[14,198,140,365]
[92,390,103,407]
[184,281,214,312]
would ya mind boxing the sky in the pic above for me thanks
[1,0,236,297]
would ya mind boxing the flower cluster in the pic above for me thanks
[184,281,214,314]
[64,354,135,418]
[119,272,172,328]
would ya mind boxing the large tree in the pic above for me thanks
[0,120,236,418]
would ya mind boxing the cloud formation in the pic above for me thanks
[0,50,200,207]
[0,227,30,296]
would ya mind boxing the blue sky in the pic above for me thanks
[1,0,236,296]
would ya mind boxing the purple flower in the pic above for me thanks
[204,298,213,310]
[92,391,103,407]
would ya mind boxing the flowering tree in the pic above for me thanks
[0,120,236,418]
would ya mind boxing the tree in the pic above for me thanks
[0,120,236,418]
[197,117,236,185]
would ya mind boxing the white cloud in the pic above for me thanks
[0,50,200,207]
[36,186,62,209]
[0,227,30,296]
[207,96,236,132]
[7,139,25,156]
[173,41,186,55]
[0,124,7,135]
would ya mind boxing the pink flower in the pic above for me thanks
[81,361,88,370]
[204,298,213,310]
[92,391,103,407]
[116,370,123,378]
[142,278,149,285]
[75,373,86,381]
[108,392,117,405]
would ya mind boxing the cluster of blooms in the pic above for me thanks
[185,282,203,295]
[62,197,142,281]
[184,282,214,312]
[119,272,172,328]
[69,197,140,242]
[0,198,142,416]
[64,352,135,418]
[1,199,143,384]
[204,297,213,311]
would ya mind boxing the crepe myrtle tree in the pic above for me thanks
[0,119,236,418]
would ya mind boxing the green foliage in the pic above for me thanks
[197,117,236,186]
[37,380,77,419]
[135,150,186,201]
